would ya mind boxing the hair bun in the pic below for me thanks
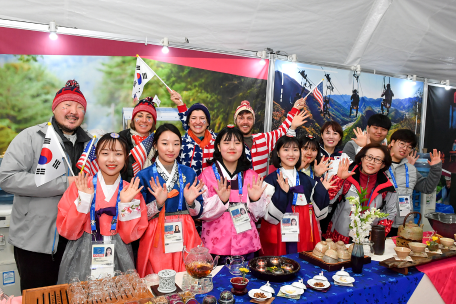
[65,80,80,88]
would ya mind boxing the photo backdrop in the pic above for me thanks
[273,60,424,146]
[0,27,268,154]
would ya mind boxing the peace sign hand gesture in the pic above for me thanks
[428,149,442,166]
[120,177,144,203]
[75,172,94,194]
[313,157,333,177]
[184,178,206,207]
[214,177,231,203]
[248,176,267,202]
[148,176,168,208]
[337,158,355,180]
[277,171,290,193]
[351,127,368,148]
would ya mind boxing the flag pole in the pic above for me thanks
[137,55,171,90]
[47,122,75,176]
[80,135,97,173]
[303,78,325,99]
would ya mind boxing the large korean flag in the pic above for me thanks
[131,56,156,101]
[35,123,67,187]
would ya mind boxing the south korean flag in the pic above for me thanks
[131,55,156,101]
[35,123,67,187]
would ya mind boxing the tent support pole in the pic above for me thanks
[419,78,428,152]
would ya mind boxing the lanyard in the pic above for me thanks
[212,163,243,202]
[277,169,300,205]
[388,164,409,189]
[366,188,375,207]
[309,166,314,179]
[90,174,122,236]
[152,163,184,210]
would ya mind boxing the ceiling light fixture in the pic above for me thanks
[288,54,297,67]
[407,75,417,85]
[257,50,267,65]
[49,21,58,40]
[161,37,169,54]
[443,80,450,90]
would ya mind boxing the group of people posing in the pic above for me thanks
[0,80,442,292]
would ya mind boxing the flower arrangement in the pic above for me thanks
[426,236,439,251]
[348,187,389,244]
[239,267,249,283]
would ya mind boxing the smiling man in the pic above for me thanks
[343,113,391,162]
[386,129,442,236]
[0,80,91,290]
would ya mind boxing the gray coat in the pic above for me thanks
[386,159,442,228]
[0,122,91,254]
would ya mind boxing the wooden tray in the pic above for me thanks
[22,283,154,304]
[379,247,456,275]
[299,251,371,272]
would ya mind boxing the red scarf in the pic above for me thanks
[188,129,212,148]
[132,135,147,146]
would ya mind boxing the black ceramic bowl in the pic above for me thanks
[248,256,300,282]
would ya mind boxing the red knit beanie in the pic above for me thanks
[52,80,87,111]
[132,97,158,123]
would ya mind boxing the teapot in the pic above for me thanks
[398,212,424,241]
[225,255,246,275]
[183,245,219,279]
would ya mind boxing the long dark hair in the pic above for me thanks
[298,135,321,165]
[210,126,251,168]
[271,135,301,169]
[355,143,392,173]
[95,133,129,174]
[152,124,182,159]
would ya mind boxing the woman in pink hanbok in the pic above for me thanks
[198,126,268,263]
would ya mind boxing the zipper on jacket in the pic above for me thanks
[51,227,57,261]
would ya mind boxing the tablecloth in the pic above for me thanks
[417,256,456,304]
[194,253,424,304]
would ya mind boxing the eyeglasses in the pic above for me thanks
[397,141,414,151]
[363,154,384,164]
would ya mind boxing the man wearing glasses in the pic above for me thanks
[386,129,442,236]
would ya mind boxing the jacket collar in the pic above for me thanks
[320,145,342,158]
[51,117,91,144]
[346,165,396,202]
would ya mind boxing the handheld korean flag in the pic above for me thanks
[132,56,157,101]
[152,95,161,107]
[35,123,67,187]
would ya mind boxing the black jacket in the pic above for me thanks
[119,129,135,182]
[52,117,91,174]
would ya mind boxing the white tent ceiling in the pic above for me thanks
[2,0,456,84]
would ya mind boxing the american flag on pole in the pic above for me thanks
[131,133,154,175]
[313,81,324,110]
[76,138,99,175]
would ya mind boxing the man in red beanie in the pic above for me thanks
[0,80,91,290]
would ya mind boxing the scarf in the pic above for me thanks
[188,129,212,148]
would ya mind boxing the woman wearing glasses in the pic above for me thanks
[119,97,158,182]
[324,143,397,243]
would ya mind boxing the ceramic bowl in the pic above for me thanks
[248,289,272,302]
[394,246,411,259]
[408,242,426,253]
[440,237,454,247]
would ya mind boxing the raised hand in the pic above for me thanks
[276,171,290,193]
[313,157,333,177]
[337,158,355,180]
[248,176,267,202]
[148,176,168,208]
[293,97,307,110]
[213,177,231,203]
[120,177,144,203]
[428,149,442,166]
[320,174,337,190]
[351,127,368,148]
[75,172,94,194]
[184,178,206,206]
[407,150,419,165]
[290,110,310,130]
[167,87,184,106]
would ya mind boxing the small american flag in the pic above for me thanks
[76,138,99,175]
[313,81,324,110]
[131,133,154,174]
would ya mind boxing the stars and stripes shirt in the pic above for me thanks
[177,105,299,178]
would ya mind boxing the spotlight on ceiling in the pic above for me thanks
[49,21,58,40]
[161,37,169,54]
[441,80,450,90]
[288,54,297,67]
[257,50,267,65]
[407,75,417,85]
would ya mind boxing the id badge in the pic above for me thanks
[90,240,115,278]
[229,203,252,234]
[398,195,412,217]
[164,219,184,253]
[281,213,300,242]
